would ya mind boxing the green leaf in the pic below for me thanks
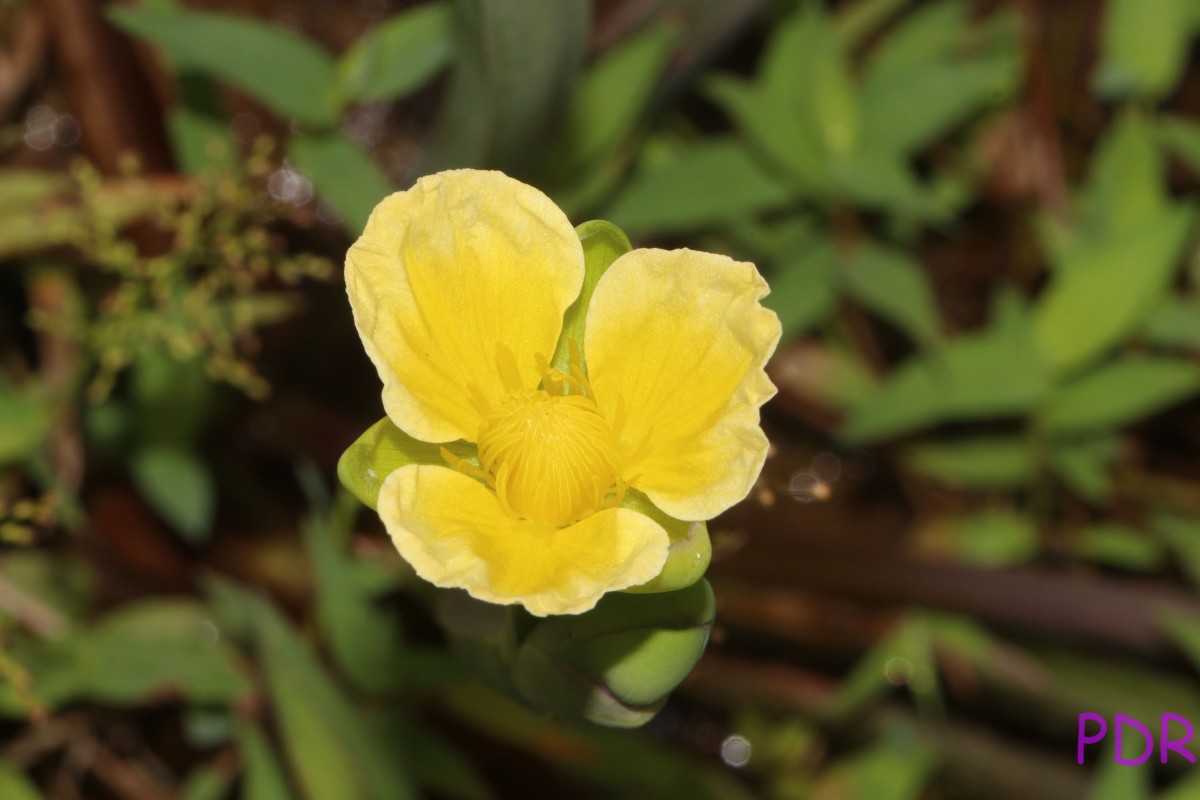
[1140,298,1200,350]
[338,3,453,103]
[844,304,1048,443]
[1073,524,1163,572]
[1160,607,1200,679]
[843,245,940,346]
[181,761,236,800]
[302,498,403,694]
[761,5,859,160]
[957,511,1039,567]
[80,600,251,703]
[423,0,588,173]
[1094,0,1196,99]
[551,219,632,374]
[815,733,936,800]
[903,436,1032,489]
[604,139,793,235]
[288,134,391,232]
[1032,204,1195,373]
[1154,514,1200,588]
[705,76,825,192]
[0,386,47,465]
[1089,753,1150,800]
[402,724,495,800]
[1161,773,1200,800]
[130,445,216,544]
[166,72,235,175]
[1039,356,1200,434]
[108,8,340,128]
[0,762,42,800]
[1159,115,1200,177]
[763,239,839,340]
[860,3,1020,157]
[235,721,294,800]
[337,417,474,510]
[1085,111,1165,237]
[554,24,677,174]
[251,589,417,800]
[1050,436,1119,502]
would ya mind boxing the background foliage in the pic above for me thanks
[3,0,1200,797]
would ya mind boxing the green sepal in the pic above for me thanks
[550,220,632,374]
[510,580,714,728]
[619,489,711,594]
[336,417,475,510]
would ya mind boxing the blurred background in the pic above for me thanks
[2,0,1200,796]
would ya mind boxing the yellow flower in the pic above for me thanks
[345,169,780,616]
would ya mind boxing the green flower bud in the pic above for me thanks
[510,580,714,728]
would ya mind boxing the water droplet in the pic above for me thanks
[884,657,912,686]
[720,734,752,768]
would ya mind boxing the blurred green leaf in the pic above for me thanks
[814,731,936,800]
[167,75,235,176]
[860,2,1020,157]
[80,600,250,703]
[108,8,340,128]
[1039,647,1200,722]
[831,614,940,717]
[288,133,391,231]
[1032,204,1194,373]
[554,24,676,174]
[0,762,41,800]
[235,720,295,800]
[302,494,403,694]
[1094,0,1196,99]
[705,75,824,191]
[181,761,236,800]
[424,0,588,174]
[338,3,453,103]
[1040,356,1200,434]
[920,510,1038,568]
[764,239,839,340]
[1089,752,1150,800]
[1078,111,1165,239]
[763,4,859,160]
[1155,514,1200,588]
[957,511,1039,567]
[252,589,417,800]
[774,341,879,409]
[844,304,1047,443]
[398,722,494,800]
[1159,115,1200,176]
[337,417,474,510]
[130,445,216,544]
[1050,436,1119,502]
[1159,607,1200,679]
[131,350,213,447]
[1161,773,1200,800]
[1141,298,1200,350]
[0,386,47,465]
[903,436,1032,489]
[843,245,940,346]
[1073,524,1164,572]
[605,139,793,235]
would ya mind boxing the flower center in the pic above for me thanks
[476,389,622,528]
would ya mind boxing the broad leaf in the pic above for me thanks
[338,3,453,103]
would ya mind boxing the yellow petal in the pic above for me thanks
[378,465,670,616]
[346,170,584,443]
[585,248,781,520]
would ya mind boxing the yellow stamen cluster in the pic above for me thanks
[465,344,624,528]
